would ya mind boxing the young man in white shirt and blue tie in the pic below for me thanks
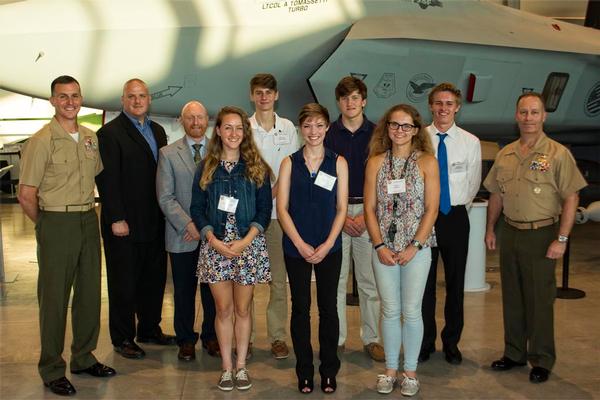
[420,83,481,365]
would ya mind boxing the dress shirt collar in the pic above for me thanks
[250,112,281,133]
[185,134,207,155]
[123,111,152,131]
[431,122,458,138]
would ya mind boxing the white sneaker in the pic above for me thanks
[217,370,234,391]
[377,374,397,394]
[235,367,252,390]
[400,373,420,397]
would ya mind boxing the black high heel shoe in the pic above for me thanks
[298,378,314,394]
[321,376,337,394]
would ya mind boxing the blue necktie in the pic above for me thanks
[437,133,451,215]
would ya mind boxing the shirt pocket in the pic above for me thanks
[523,169,556,199]
[46,146,76,187]
[496,167,515,194]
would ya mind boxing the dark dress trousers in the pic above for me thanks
[96,112,168,346]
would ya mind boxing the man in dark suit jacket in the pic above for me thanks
[96,78,175,359]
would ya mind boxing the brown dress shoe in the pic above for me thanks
[364,342,385,362]
[271,340,289,359]
[114,339,146,359]
[178,343,196,361]
[202,339,221,357]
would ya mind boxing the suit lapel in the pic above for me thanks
[176,137,197,176]
[118,113,156,163]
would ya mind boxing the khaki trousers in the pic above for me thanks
[250,221,288,343]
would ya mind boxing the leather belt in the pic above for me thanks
[348,197,363,205]
[40,203,95,212]
[504,216,558,230]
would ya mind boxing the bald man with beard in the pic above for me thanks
[157,101,219,361]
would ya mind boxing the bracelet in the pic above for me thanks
[374,243,385,250]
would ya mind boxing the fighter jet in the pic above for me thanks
[0,0,599,144]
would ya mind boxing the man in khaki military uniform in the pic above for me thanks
[18,76,115,396]
[483,92,587,384]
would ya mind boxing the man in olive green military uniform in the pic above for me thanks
[18,76,116,397]
[484,92,587,384]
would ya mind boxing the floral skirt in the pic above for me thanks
[197,214,271,285]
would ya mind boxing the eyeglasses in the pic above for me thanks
[387,121,418,132]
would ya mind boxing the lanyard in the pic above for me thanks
[386,151,413,243]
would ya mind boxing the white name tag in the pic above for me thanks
[314,171,336,191]
[387,179,406,194]
[451,161,467,174]
[273,131,291,145]
[218,195,239,213]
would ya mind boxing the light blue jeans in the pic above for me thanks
[372,248,431,372]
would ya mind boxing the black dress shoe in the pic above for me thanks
[529,367,550,383]
[114,339,146,359]
[44,376,76,396]
[137,329,177,346]
[72,362,116,377]
[491,356,527,371]
[443,346,462,365]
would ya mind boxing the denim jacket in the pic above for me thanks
[190,159,272,240]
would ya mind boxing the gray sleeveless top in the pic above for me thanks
[376,151,436,252]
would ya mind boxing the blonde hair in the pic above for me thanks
[368,104,434,158]
[199,106,273,189]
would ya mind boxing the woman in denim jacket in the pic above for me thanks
[191,106,273,391]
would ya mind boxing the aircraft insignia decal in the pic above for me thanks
[374,73,396,99]
[584,82,600,117]
[406,73,435,103]
[414,0,443,10]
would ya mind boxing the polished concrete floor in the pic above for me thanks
[1,202,599,399]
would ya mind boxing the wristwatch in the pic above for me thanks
[557,234,569,243]
[411,239,423,250]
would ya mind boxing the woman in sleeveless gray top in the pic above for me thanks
[363,104,440,396]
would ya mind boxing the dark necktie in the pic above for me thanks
[192,143,202,166]
[437,133,451,215]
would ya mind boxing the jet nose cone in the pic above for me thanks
[0,1,92,98]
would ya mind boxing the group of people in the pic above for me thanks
[17,72,586,397]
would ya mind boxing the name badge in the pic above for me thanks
[314,171,336,191]
[451,161,467,174]
[387,179,406,194]
[273,131,291,145]
[218,195,239,213]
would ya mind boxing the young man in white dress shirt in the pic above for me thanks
[420,83,481,365]
[248,73,300,359]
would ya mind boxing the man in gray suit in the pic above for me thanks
[157,101,218,361]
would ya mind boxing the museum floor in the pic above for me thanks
[1,202,599,399]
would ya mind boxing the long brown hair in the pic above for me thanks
[368,104,433,158]
[200,106,273,189]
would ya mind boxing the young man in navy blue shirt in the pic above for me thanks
[324,76,384,362]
